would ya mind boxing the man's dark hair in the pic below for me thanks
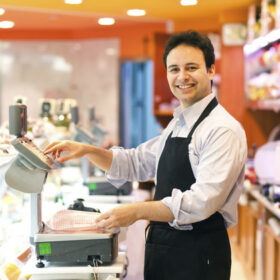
[163,30,215,70]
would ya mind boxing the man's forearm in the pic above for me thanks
[84,144,113,172]
[135,201,174,222]
[96,200,174,229]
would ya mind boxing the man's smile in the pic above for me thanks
[176,83,196,89]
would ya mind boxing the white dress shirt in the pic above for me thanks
[107,93,247,229]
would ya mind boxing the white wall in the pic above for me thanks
[0,38,120,144]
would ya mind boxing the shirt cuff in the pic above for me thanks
[106,147,119,177]
[162,193,193,230]
[106,147,127,188]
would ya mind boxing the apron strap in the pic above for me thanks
[187,97,218,140]
[145,223,151,242]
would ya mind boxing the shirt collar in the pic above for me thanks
[173,93,216,130]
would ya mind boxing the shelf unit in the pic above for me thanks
[246,99,280,112]
[244,29,280,111]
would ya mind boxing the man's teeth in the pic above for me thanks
[178,85,193,89]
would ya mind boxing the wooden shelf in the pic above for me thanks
[249,189,280,219]
[235,183,280,280]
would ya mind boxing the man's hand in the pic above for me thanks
[96,204,139,229]
[44,140,113,171]
[95,201,174,230]
[44,140,88,163]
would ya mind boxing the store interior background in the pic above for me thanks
[0,0,280,279]
[1,0,276,150]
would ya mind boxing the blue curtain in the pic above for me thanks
[120,61,161,148]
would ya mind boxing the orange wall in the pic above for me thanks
[174,7,248,33]
[0,6,248,59]
[0,22,167,59]
[174,17,221,33]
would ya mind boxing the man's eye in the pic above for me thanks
[188,66,197,71]
[169,68,179,72]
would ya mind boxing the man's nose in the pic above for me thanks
[178,70,190,80]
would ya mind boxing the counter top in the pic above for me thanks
[30,252,125,280]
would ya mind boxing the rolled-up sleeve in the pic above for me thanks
[106,136,160,187]
[162,127,247,230]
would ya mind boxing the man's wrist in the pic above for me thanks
[84,143,96,155]
[132,202,146,220]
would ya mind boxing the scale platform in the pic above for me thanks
[35,228,119,267]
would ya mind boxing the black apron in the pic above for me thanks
[144,98,231,280]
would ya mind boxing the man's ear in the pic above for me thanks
[208,64,215,80]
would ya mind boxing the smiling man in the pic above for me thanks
[44,30,247,280]
[166,44,215,108]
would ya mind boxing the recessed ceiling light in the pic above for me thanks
[0,21,14,29]
[127,9,146,16]
[98,17,115,25]
[0,8,5,15]
[180,0,197,6]
[64,0,82,4]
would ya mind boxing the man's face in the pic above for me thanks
[166,44,215,109]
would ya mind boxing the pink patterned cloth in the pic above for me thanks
[45,209,103,233]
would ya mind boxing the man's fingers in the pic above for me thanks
[44,142,60,153]
[57,154,74,163]
[44,143,66,155]
[96,211,111,223]
[96,211,117,229]
[96,216,115,229]
[44,141,79,163]
[44,146,58,154]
